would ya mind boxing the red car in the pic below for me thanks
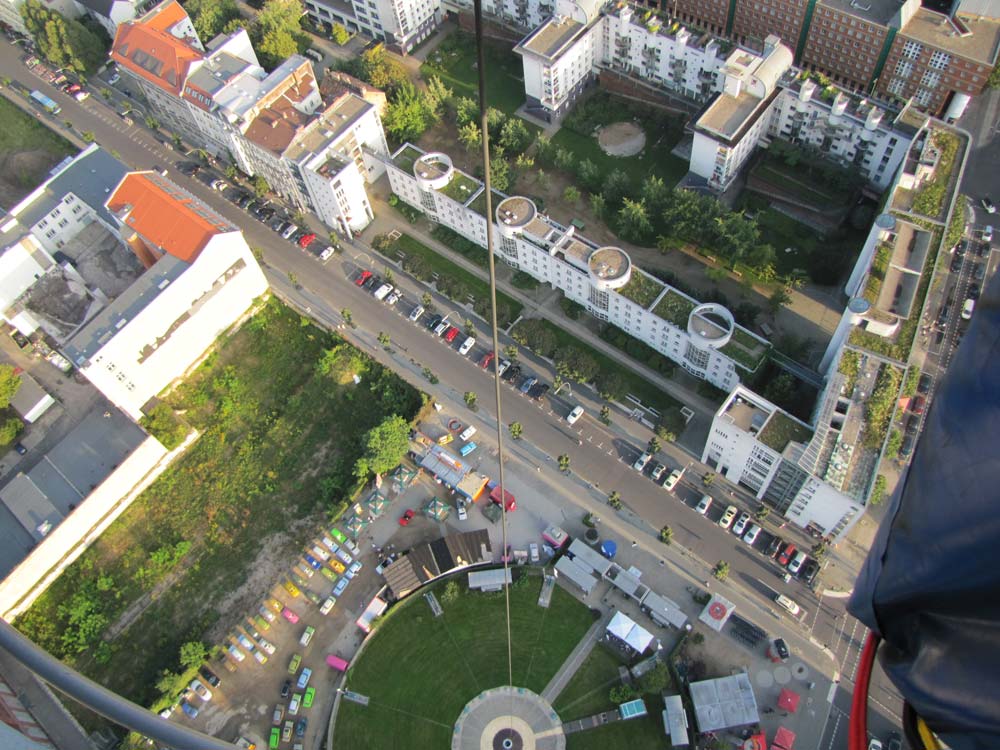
[281,607,299,624]
[298,233,316,248]
[444,326,460,343]
[480,351,495,369]
[398,509,415,526]
[355,270,372,287]
[910,395,926,415]
[777,543,796,567]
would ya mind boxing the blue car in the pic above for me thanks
[333,577,349,597]
[303,554,322,570]
[519,376,537,394]
[180,700,199,719]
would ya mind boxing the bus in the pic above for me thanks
[29,90,60,115]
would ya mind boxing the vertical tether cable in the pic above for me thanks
[471,0,515,695]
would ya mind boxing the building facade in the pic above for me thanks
[385,144,771,391]
[702,386,864,541]
[302,0,441,53]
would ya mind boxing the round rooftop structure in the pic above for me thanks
[496,196,537,240]
[413,152,454,192]
[451,686,564,750]
[875,213,896,231]
[687,303,735,349]
[588,246,631,290]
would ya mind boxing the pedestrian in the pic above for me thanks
[631,540,638,548]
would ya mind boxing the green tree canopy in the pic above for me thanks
[179,641,208,670]
[0,365,21,409]
[354,46,407,93]
[186,0,241,41]
[354,415,410,479]
[383,81,432,142]
[21,0,106,74]
[252,0,304,69]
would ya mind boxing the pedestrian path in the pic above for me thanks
[541,609,614,702]
[538,574,555,608]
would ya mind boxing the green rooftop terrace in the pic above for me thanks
[617,271,664,309]
[720,327,770,371]
[439,171,481,203]
[392,145,422,173]
[469,188,506,218]
[758,411,814,454]
[652,289,694,327]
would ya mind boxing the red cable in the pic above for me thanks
[849,631,881,750]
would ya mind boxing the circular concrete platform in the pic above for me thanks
[452,686,565,750]
[596,122,646,157]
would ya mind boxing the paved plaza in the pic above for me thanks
[452,686,565,750]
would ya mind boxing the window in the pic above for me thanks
[893,60,912,79]
[928,50,950,71]
[902,40,922,60]
[920,70,941,88]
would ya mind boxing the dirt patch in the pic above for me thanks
[597,122,646,157]
[0,149,64,209]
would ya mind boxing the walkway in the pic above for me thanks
[540,609,613,702]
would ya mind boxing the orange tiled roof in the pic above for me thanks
[107,173,234,263]
[111,1,203,96]
[142,0,190,32]
[242,73,317,154]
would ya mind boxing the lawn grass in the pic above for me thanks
[0,96,76,157]
[392,233,522,326]
[420,32,526,115]
[14,299,423,711]
[553,645,625,720]
[565,712,667,750]
[334,573,595,748]
[550,126,688,189]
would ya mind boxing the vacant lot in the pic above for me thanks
[15,299,422,712]
[420,32,525,115]
[335,573,595,748]
[0,96,76,208]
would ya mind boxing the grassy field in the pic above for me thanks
[420,32,525,115]
[335,573,595,748]
[551,126,688,189]
[0,96,76,206]
[15,299,423,711]
[553,645,624,720]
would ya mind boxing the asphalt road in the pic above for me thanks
[0,36,919,744]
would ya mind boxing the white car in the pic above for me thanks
[319,246,335,261]
[962,298,975,320]
[457,501,468,520]
[189,679,212,701]
[732,512,751,536]
[695,495,712,514]
[566,405,584,425]
[787,550,808,575]
[743,524,762,546]
[310,544,330,562]
[775,594,801,616]
[408,305,424,322]
[459,425,477,442]
[663,469,682,491]
[459,336,475,355]
[74,90,89,101]
[211,179,227,191]
[718,505,738,529]
[227,644,245,662]
[496,359,511,377]
[108,72,121,84]
[386,290,402,306]
[984,225,994,243]
[257,637,276,655]
[373,283,393,301]
[529,543,540,563]
[319,596,336,615]
[633,452,651,471]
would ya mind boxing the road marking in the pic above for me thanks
[826,682,837,704]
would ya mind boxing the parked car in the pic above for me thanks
[281,223,299,239]
[917,373,932,394]
[766,536,784,558]
[303,687,316,709]
[801,559,821,586]
[529,543,540,563]
[281,680,291,698]
[283,579,301,597]
[373,283,393,301]
[269,727,280,750]
[527,383,549,400]
[310,544,330,562]
[299,626,316,648]
[458,336,475,355]
[319,245,335,261]
[399,509,415,526]
[444,326,460,343]
[297,232,316,248]
[257,637,276,655]
[189,679,212,701]
[227,644,245,662]
[281,607,300,624]
[273,705,284,725]
[501,364,520,382]
[457,501,468,520]
[211,179,227,191]
[695,495,712,514]
[732,512,751,536]
[899,433,916,458]
[282,719,294,741]
[718,505,738,529]
[663,469,682,491]
[288,694,301,716]
[962,298,975,320]
[743,524,762,546]
[787,550,808,575]
[296,668,313,690]
[347,560,363,577]
[910,395,926,415]
[777,543,796,566]
[295,717,308,737]
[409,305,425,322]
[354,270,372,287]
[425,313,443,330]
[982,196,996,214]
[649,462,666,482]
[199,667,221,687]
[775,594,801,616]
[768,638,790,662]
[496,359,511,377]
[566,405,584,425]
[984,225,994,243]
[333,577,350,597]
[180,700,199,719]
[288,653,302,674]
[386,289,402,305]
[518,376,537,394]
[632,452,652,471]
[319,596,336,615]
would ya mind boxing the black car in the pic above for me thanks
[950,254,963,272]
[425,313,443,331]
[936,305,950,327]
[899,433,916,458]
[198,666,221,687]
[973,263,986,282]
[968,283,981,300]
[769,638,790,662]
[280,679,291,699]
[527,382,550,400]
[917,373,932,394]
[236,194,253,209]
[801,559,821,586]
[295,717,307,737]
[953,240,967,257]
[14,442,27,456]
[905,414,920,435]
[362,273,379,290]
[766,536,784,558]
[976,241,990,258]
[501,364,521,383]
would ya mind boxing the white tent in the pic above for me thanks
[606,611,655,653]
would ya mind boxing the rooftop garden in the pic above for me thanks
[392,144,423,173]
[439,170,481,203]
[757,411,815,453]
[652,289,694,327]
[862,242,893,305]
[911,130,960,220]
[469,188,507,218]
[618,270,664,309]
[720,327,770,371]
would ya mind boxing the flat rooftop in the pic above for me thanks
[589,247,628,281]
[722,392,771,434]
[901,10,1000,65]
[391,143,423,173]
[818,0,904,27]
[497,196,536,228]
[558,236,594,269]
[284,94,370,163]
[697,91,766,142]
[517,16,586,60]
[414,153,451,181]
[54,222,144,299]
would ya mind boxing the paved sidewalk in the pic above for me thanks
[541,609,614,702]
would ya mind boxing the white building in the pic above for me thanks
[73,0,145,36]
[55,171,268,420]
[702,386,863,541]
[385,144,771,391]
[302,0,441,53]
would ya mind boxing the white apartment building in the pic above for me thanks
[303,0,441,53]
[385,144,771,391]
[703,386,863,541]
[516,15,602,121]
[483,0,553,31]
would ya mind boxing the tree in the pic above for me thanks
[602,169,631,207]
[383,81,432,142]
[641,175,670,214]
[599,405,611,425]
[558,454,571,472]
[421,292,433,308]
[767,286,791,313]
[377,331,391,350]
[316,344,364,383]
[423,75,453,120]
[656,424,677,443]
[454,96,478,127]
[638,662,671,693]
[504,345,518,362]
[331,22,350,45]
[576,158,601,192]
[499,118,530,153]
[145,114,160,130]
[702,472,715,486]
[0,418,23,447]
[0,365,22,409]
[589,193,606,219]
[81,131,96,143]
[488,157,511,193]
[186,0,241,41]
[607,490,622,509]
[179,641,208,670]
[463,318,475,337]
[441,580,460,604]
[20,0,106,74]
[553,147,574,171]
[812,541,829,560]
[224,164,238,180]
[252,0,304,70]
[885,428,903,460]
[509,421,522,440]
[647,437,660,455]
[458,121,481,151]
[659,525,673,545]
[754,506,770,522]
[610,684,639,703]
[356,45,407,92]
[252,174,270,197]
[563,186,580,203]
[617,198,653,243]
[713,561,730,581]
[464,391,477,410]
[354,415,410,478]
[139,403,187,449]
[340,308,354,327]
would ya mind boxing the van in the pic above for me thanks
[775,594,801,616]
[373,283,393,301]
[304,48,323,63]
[962,298,975,320]
[459,425,477,442]
[326,654,349,672]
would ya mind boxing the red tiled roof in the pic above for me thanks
[242,73,317,154]
[107,173,234,263]
[111,1,202,96]
[143,0,189,32]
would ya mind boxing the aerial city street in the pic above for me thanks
[0,0,995,748]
